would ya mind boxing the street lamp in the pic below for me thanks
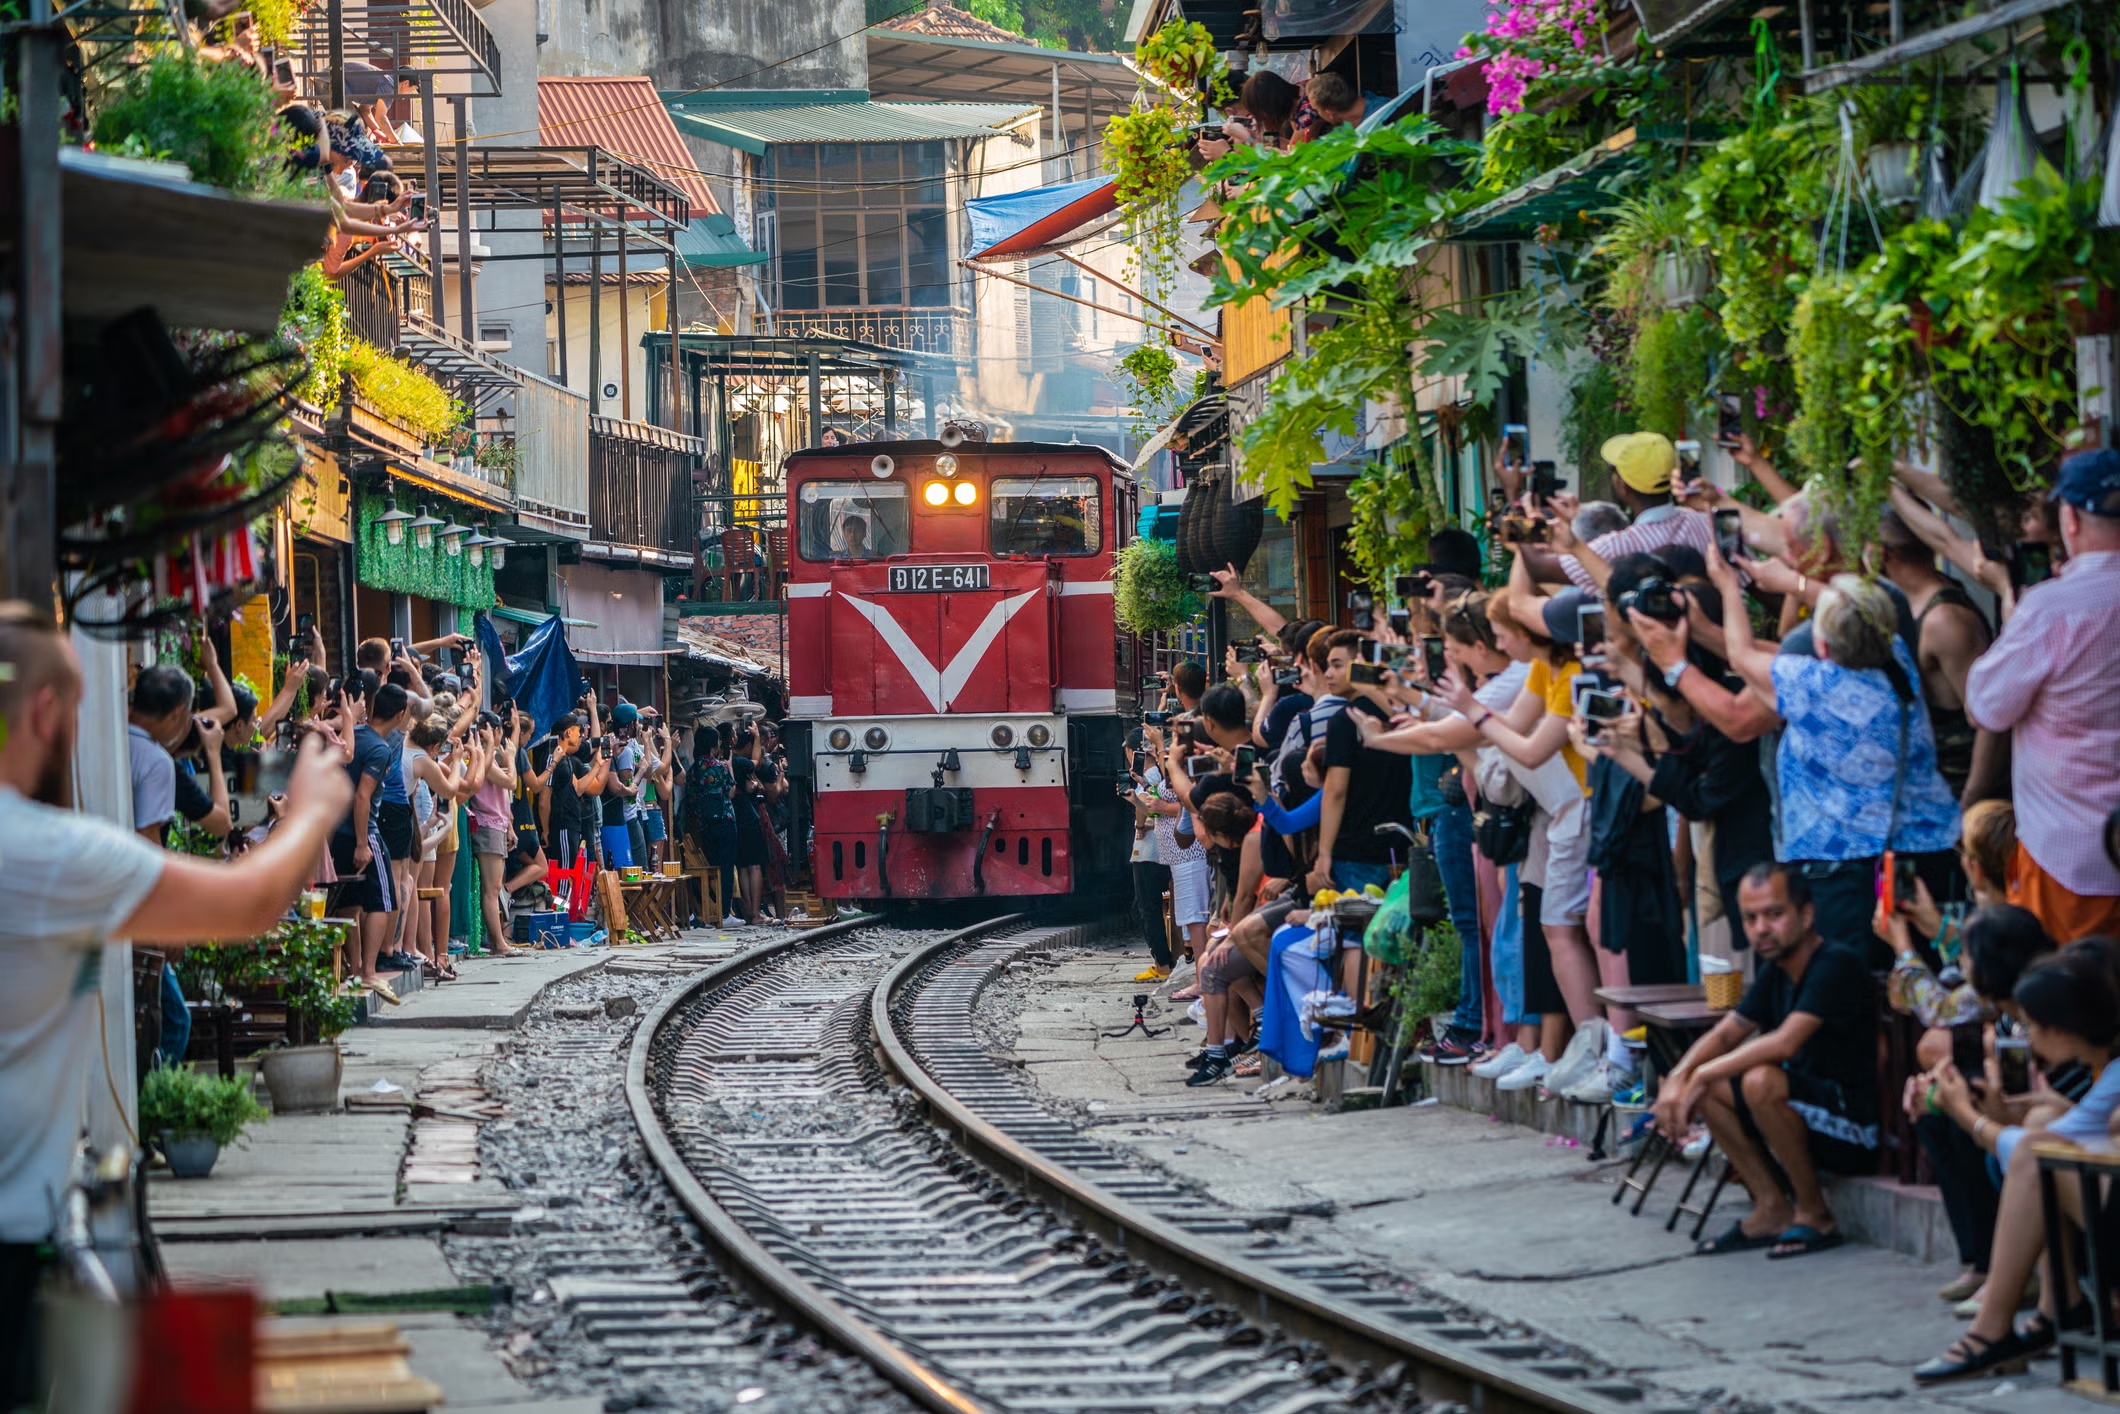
[375,493,415,547]
[486,524,513,572]
[439,516,470,557]
[408,504,444,551]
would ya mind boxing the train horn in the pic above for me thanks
[870,454,895,478]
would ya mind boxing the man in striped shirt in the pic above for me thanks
[1965,447,2120,942]
[1555,432,1717,593]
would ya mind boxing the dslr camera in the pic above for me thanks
[1617,576,1686,623]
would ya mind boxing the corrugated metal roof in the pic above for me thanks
[678,213,767,268]
[538,76,719,218]
[665,99,1039,155]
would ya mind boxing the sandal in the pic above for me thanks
[1766,1224,1844,1260]
[1169,987,1200,1002]
[1695,1222,1778,1256]
[1913,1330,2039,1385]
[1232,1054,1263,1077]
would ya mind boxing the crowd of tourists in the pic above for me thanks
[1125,437,2120,1386]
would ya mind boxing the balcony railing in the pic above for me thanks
[590,416,704,564]
[786,307,970,359]
[514,373,591,538]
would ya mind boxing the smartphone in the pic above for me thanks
[1530,460,1564,500]
[1716,397,1744,447]
[1949,1021,1986,1085]
[389,637,405,657]
[1675,440,1703,478]
[1186,573,1219,592]
[1234,642,1267,663]
[2008,541,2052,589]
[1140,676,1164,693]
[1347,589,1374,632]
[1500,514,1549,545]
[1233,745,1256,776]
[1130,750,1146,775]
[1116,782,1137,799]
[1272,669,1302,688]
[1387,606,1411,636]
[296,611,315,635]
[1143,710,1173,726]
[1349,662,1384,686]
[1884,850,1921,915]
[1501,423,1528,467]
[1184,755,1213,779]
[1713,507,1746,562]
[1394,572,1432,601]
[1420,635,1447,684]
[1577,604,1607,655]
[1579,688,1629,723]
[1997,1035,2033,1096]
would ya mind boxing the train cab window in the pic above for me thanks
[796,481,910,561]
[989,476,1101,556]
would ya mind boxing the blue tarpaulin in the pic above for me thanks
[966,174,1119,260]
[477,611,588,746]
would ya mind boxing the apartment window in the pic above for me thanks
[770,141,951,311]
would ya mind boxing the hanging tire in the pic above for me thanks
[1207,476,1263,575]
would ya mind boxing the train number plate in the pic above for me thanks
[889,564,990,592]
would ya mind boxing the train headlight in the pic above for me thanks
[923,480,950,507]
[990,724,1014,748]
[934,453,960,479]
[827,727,852,751]
[863,726,890,750]
[1026,723,1051,747]
[952,480,978,507]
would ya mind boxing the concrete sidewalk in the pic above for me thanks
[154,930,753,1412]
[998,940,2092,1414]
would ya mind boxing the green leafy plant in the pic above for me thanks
[269,917,362,1044]
[1560,359,1631,495]
[1113,536,1201,634]
[1591,185,1699,321]
[1102,21,1228,302]
[1345,454,1436,592]
[1418,284,1588,415]
[280,265,351,413]
[248,0,298,45]
[91,51,287,195]
[1626,306,1715,441]
[1113,342,1185,434]
[139,1062,266,1146]
[346,339,466,440]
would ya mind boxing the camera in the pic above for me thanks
[1394,572,1433,601]
[1499,514,1549,545]
[1617,576,1684,623]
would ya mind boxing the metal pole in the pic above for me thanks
[8,0,61,607]
[327,0,344,109]
[667,254,682,435]
[922,371,935,438]
[807,349,821,446]
[420,75,444,330]
[884,370,896,436]
[552,189,568,386]
[589,222,603,415]
[1797,0,1815,71]
[1051,62,1065,179]
[450,95,476,341]
[618,232,631,421]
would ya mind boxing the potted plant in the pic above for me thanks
[1113,536,1202,634]
[256,916,362,1114]
[1849,82,1930,206]
[139,1062,265,1178]
[1593,188,1707,319]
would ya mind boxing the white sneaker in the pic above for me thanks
[1495,1053,1552,1092]
[1681,1127,1712,1160]
[1544,1019,1609,1095]
[1559,1058,1628,1104]
[1469,1043,1528,1080]
[722,914,748,928]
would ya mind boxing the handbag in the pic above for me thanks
[1473,799,1534,865]
[1400,824,1448,926]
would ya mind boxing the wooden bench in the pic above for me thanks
[2033,1141,2120,1396]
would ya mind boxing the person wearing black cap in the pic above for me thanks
[1965,447,2120,942]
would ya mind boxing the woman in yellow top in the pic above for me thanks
[1438,592,1607,1098]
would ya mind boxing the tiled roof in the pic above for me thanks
[538,76,719,219]
[881,0,1026,44]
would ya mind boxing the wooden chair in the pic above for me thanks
[680,837,723,923]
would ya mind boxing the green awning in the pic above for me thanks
[1446,127,1644,244]
[666,92,1038,156]
[489,604,597,629]
[678,213,767,268]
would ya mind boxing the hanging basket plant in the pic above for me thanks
[1114,536,1202,634]
[1103,21,1229,303]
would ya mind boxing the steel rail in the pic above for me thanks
[624,910,1027,1414]
[874,933,1676,1414]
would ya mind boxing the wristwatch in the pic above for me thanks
[1661,659,1690,689]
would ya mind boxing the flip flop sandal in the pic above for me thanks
[1766,1225,1844,1259]
[1233,1055,1263,1077]
[1695,1222,1778,1256]
[1169,987,1200,1002]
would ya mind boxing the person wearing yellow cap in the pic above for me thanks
[1545,431,1718,595]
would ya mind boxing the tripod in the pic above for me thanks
[1102,992,1170,1039]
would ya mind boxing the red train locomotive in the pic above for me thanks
[780,437,1141,902]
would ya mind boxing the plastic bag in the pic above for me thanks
[1362,871,1419,966]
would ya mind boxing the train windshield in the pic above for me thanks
[796,480,911,560]
[989,476,1101,556]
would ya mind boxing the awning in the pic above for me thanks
[1446,127,1643,243]
[966,175,1122,261]
[665,92,1038,156]
[489,603,597,629]
[678,213,767,268]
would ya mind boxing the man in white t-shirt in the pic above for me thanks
[0,604,352,1403]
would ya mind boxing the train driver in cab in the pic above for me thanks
[839,514,872,561]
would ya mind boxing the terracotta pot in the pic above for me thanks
[2058,280,2120,337]
[260,1043,343,1114]
[1907,298,1957,352]
[160,1132,221,1179]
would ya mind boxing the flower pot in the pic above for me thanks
[160,1132,221,1179]
[1651,251,1713,309]
[260,1043,343,1114]
[2058,280,2120,337]
[1863,143,1921,205]
[1906,298,1957,353]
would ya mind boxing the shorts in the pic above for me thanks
[376,800,416,862]
[1200,940,1258,996]
[1728,1069,1879,1177]
[2010,841,2120,944]
[1171,856,1210,927]
[600,823,635,869]
[329,826,392,913]
[471,826,511,858]
[1528,794,1591,928]
[641,808,667,843]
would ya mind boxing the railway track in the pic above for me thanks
[626,911,1687,1414]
